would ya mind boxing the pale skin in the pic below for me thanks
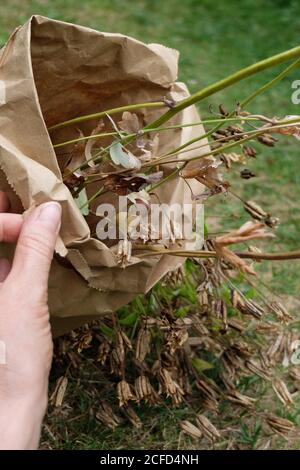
[0,191,62,450]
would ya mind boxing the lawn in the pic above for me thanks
[1,0,300,450]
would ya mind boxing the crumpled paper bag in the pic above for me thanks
[0,15,210,336]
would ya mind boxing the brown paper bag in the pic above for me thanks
[0,15,210,336]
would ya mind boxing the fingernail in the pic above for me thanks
[37,202,62,232]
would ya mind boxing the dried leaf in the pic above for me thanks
[272,115,300,140]
[118,112,140,134]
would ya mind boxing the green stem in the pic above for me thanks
[79,186,104,211]
[48,101,166,131]
[155,57,300,161]
[139,45,300,134]
[54,117,260,149]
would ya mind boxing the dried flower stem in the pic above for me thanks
[134,246,300,261]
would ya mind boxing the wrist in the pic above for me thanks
[0,390,48,449]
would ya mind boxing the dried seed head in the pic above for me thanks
[96,401,121,429]
[196,414,221,441]
[243,145,257,158]
[116,380,136,407]
[244,200,267,221]
[245,359,271,381]
[165,329,189,354]
[227,318,245,333]
[270,301,292,322]
[225,390,256,408]
[121,405,143,429]
[180,420,203,439]
[50,376,68,407]
[110,348,125,376]
[289,367,300,382]
[272,378,293,406]
[196,379,219,401]
[135,328,152,362]
[157,368,185,405]
[135,375,160,405]
[119,330,133,351]
[238,299,265,319]
[97,340,111,365]
[257,134,278,147]
[219,104,229,116]
[265,413,294,436]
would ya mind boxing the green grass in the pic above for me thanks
[1,0,300,450]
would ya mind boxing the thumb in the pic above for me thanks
[10,202,62,294]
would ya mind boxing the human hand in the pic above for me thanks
[0,192,61,449]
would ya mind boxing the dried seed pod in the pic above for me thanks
[97,340,111,365]
[289,367,300,382]
[266,332,284,362]
[244,200,267,221]
[216,299,228,333]
[96,401,121,429]
[196,379,219,401]
[227,318,245,333]
[264,214,279,228]
[165,329,189,354]
[240,169,256,179]
[225,390,256,408]
[50,376,68,407]
[157,368,185,405]
[110,348,124,376]
[135,375,160,405]
[135,328,152,362]
[270,301,292,321]
[265,413,294,436]
[238,299,265,319]
[257,134,278,147]
[181,420,202,439]
[121,405,143,428]
[196,414,221,441]
[245,359,271,381]
[219,104,229,116]
[116,380,136,407]
[231,289,244,309]
[141,316,157,328]
[243,145,257,158]
[272,378,293,406]
[227,124,243,134]
[120,330,133,351]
